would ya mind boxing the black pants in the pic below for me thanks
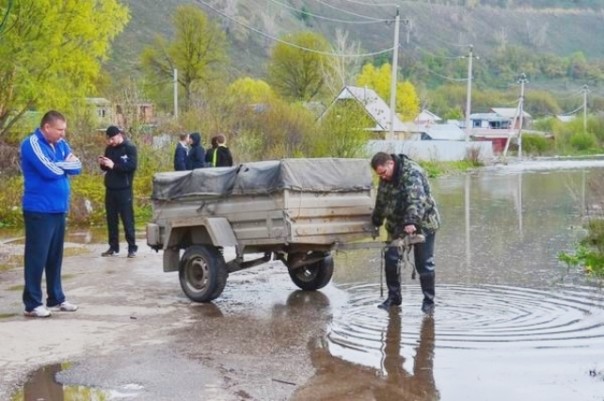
[105,188,136,253]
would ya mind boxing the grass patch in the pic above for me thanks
[7,284,23,292]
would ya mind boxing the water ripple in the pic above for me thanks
[328,284,604,351]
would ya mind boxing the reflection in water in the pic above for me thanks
[11,363,111,401]
[378,313,437,401]
[294,310,438,401]
[17,364,64,401]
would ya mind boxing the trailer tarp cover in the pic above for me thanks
[152,158,372,200]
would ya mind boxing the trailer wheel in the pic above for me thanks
[179,245,228,302]
[287,253,334,291]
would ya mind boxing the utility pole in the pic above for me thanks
[388,7,400,140]
[517,73,528,159]
[403,18,411,45]
[502,73,528,159]
[583,84,589,134]
[464,45,475,142]
[173,68,179,119]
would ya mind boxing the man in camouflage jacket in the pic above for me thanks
[370,152,441,313]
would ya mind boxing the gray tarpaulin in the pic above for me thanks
[152,158,372,200]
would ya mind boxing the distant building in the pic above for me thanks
[86,97,156,129]
[414,109,442,126]
[87,97,114,127]
[321,86,413,139]
[469,107,532,153]
[115,102,156,128]
[420,124,466,141]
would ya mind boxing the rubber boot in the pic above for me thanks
[419,272,435,314]
[378,252,402,310]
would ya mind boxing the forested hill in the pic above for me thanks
[111,0,604,91]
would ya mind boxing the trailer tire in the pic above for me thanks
[287,254,334,291]
[179,245,228,302]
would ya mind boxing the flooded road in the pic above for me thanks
[2,159,604,400]
[313,160,604,401]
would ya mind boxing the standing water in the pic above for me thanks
[297,160,604,401]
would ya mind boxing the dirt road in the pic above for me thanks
[0,239,338,400]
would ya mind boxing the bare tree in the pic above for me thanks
[322,29,362,96]
[495,27,508,51]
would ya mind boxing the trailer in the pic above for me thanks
[146,158,374,302]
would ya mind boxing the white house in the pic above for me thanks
[321,86,413,139]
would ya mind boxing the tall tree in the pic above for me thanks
[141,5,227,110]
[356,63,420,121]
[322,29,362,96]
[0,0,129,138]
[267,31,334,101]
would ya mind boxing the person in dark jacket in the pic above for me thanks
[371,152,441,314]
[208,134,233,167]
[173,133,189,171]
[186,132,205,170]
[99,126,138,258]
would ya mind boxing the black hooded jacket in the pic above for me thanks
[100,139,137,190]
[186,132,205,170]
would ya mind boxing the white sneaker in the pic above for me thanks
[53,301,78,312]
[24,306,52,318]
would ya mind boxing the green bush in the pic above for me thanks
[521,134,554,155]
[569,131,597,151]
[0,176,23,228]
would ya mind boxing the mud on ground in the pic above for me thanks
[0,240,338,401]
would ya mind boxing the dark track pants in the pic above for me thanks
[23,212,66,311]
[105,188,136,253]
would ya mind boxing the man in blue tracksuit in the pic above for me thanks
[20,110,82,317]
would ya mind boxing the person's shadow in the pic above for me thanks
[292,311,439,401]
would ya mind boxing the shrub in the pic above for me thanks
[521,134,554,155]
[569,131,597,152]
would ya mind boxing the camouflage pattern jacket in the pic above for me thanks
[372,154,441,237]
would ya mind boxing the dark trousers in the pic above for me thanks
[23,212,66,311]
[105,188,136,253]
[384,232,436,304]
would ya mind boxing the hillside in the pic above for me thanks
[107,0,604,90]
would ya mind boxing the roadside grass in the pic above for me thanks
[558,179,604,278]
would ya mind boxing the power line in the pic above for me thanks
[427,32,472,48]
[558,104,584,116]
[338,0,399,7]
[265,0,393,24]
[310,0,392,21]
[197,0,395,58]
[413,45,464,60]
[555,88,584,101]
[421,66,467,82]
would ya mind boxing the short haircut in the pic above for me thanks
[179,133,188,141]
[216,134,226,145]
[370,152,392,170]
[40,110,65,128]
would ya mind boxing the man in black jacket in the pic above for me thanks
[99,126,138,258]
